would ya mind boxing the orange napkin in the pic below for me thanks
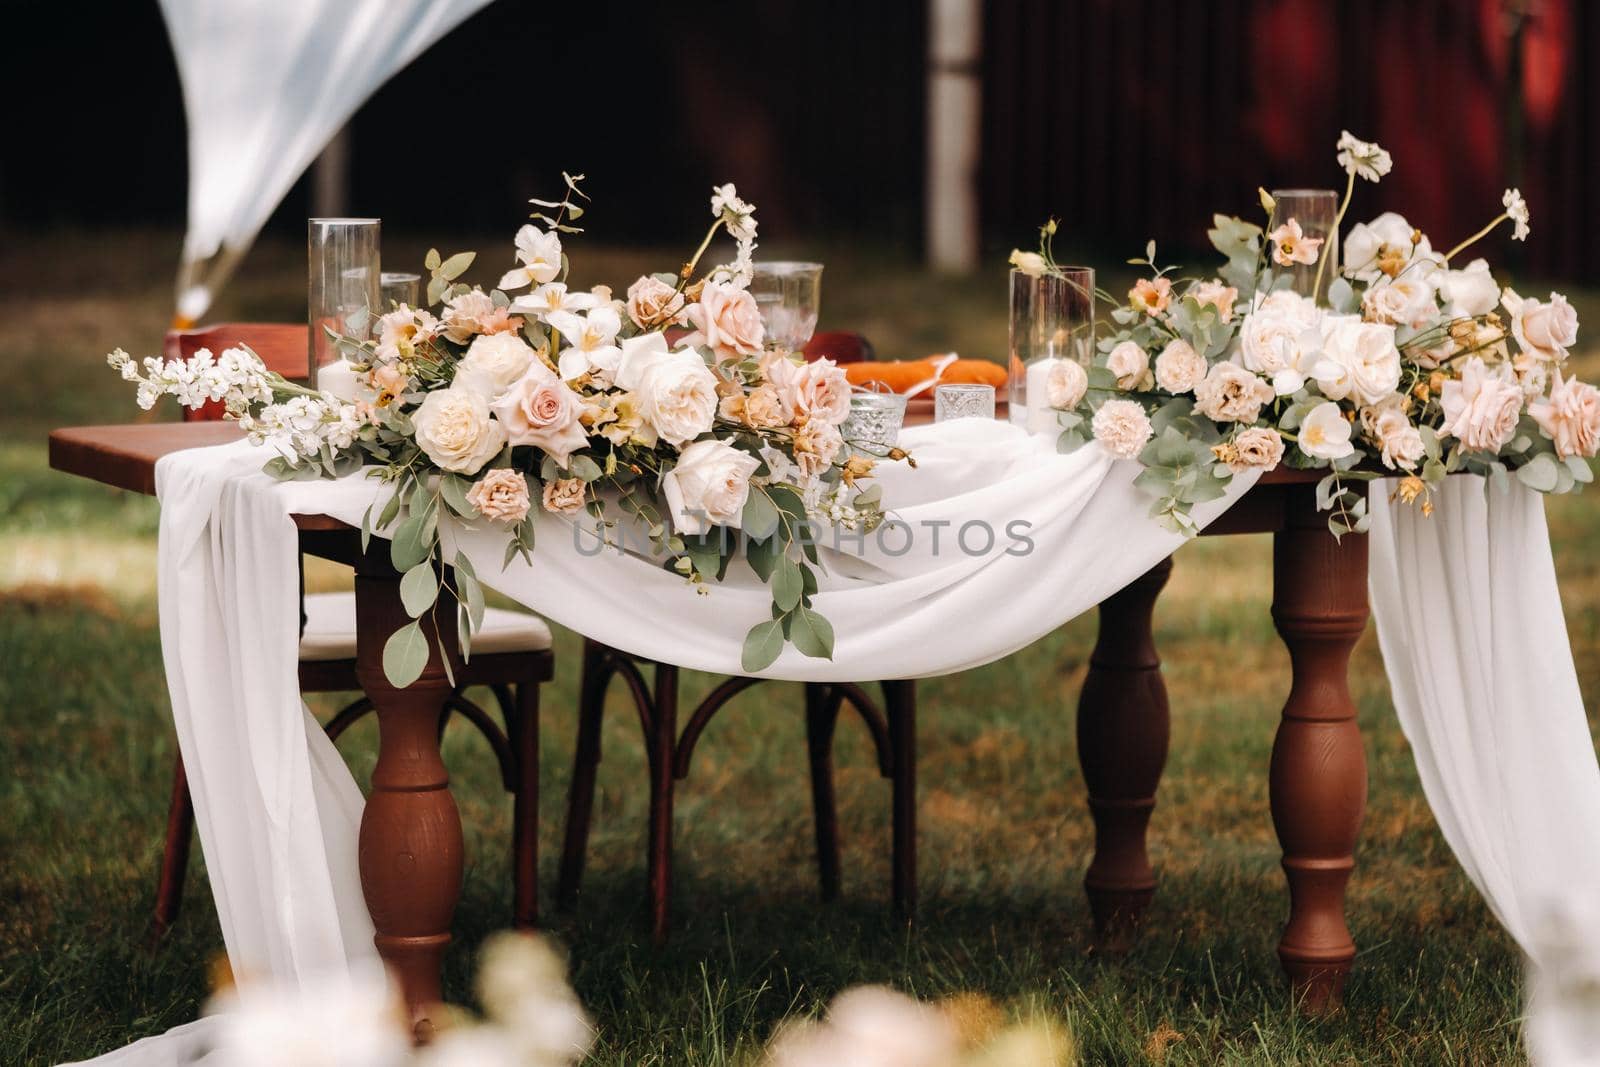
[844,357,1006,394]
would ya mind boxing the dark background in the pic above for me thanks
[2,0,1594,275]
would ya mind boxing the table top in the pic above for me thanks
[47,420,1325,536]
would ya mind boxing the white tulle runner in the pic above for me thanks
[67,418,1600,1063]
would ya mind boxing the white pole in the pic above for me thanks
[925,0,982,272]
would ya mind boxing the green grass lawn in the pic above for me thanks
[4,230,1599,1064]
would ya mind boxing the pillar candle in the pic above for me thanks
[1024,357,1068,434]
[315,358,366,403]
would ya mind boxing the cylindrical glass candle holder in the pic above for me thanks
[751,261,824,353]
[1008,266,1094,435]
[380,271,421,310]
[1268,189,1338,303]
[934,383,995,422]
[308,218,380,377]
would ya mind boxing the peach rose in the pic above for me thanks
[1505,289,1579,364]
[1228,426,1285,472]
[719,384,793,429]
[1438,357,1523,454]
[1190,280,1239,323]
[626,275,689,330]
[764,354,852,426]
[541,477,587,515]
[466,468,531,523]
[489,363,590,467]
[441,289,523,343]
[794,417,845,478]
[683,281,765,360]
[1194,362,1274,423]
[1105,340,1149,390]
[1531,373,1600,459]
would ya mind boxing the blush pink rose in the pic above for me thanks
[763,354,852,426]
[1438,357,1524,454]
[625,275,688,330]
[683,282,765,360]
[1531,373,1600,459]
[489,363,590,467]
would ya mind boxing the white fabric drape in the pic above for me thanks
[1370,478,1600,1065]
[159,0,493,322]
[67,421,1600,1064]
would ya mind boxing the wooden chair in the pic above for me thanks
[152,323,556,934]
[556,330,920,942]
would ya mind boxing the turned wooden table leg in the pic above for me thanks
[1271,486,1369,1012]
[1077,557,1173,950]
[354,547,463,1038]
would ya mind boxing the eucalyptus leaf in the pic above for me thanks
[439,251,476,281]
[746,534,779,582]
[1516,452,1561,493]
[741,618,786,673]
[773,555,804,612]
[382,621,429,688]
[742,490,781,541]
[440,474,476,519]
[791,606,835,659]
[399,562,437,618]
[390,509,431,571]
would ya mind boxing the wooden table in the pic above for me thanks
[49,421,1369,1016]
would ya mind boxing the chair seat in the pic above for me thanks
[299,591,553,661]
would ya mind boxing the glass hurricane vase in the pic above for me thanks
[1007,266,1095,434]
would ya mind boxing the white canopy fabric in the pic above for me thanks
[159,0,493,323]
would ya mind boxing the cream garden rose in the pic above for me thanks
[489,363,589,466]
[1105,340,1150,390]
[1239,291,1321,387]
[1438,357,1523,453]
[683,281,765,361]
[1044,357,1087,409]
[1228,426,1285,471]
[1439,259,1500,319]
[615,333,720,446]
[1091,398,1153,459]
[1531,373,1600,459]
[466,468,531,522]
[793,417,845,478]
[1372,407,1425,470]
[625,275,688,330]
[411,386,506,474]
[1315,318,1402,407]
[662,439,762,535]
[456,332,535,397]
[1193,361,1274,423]
[764,354,851,425]
[1154,339,1206,394]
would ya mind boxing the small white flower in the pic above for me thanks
[1503,187,1531,241]
[509,281,598,319]
[548,307,623,383]
[1336,130,1393,182]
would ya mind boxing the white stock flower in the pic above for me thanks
[412,386,507,474]
[663,439,762,535]
[1438,356,1524,453]
[207,962,408,1067]
[456,332,535,398]
[1104,340,1150,389]
[615,333,720,447]
[1315,318,1402,406]
[1297,401,1355,460]
[498,225,563,291]
[1091,398,1153,459]
[1336,130,1393,182]
[1504,188,1531,241]
[1439,259,1501,319]
[509,281,598,320]
[549,306,623,382]
[1154,339,1207,394]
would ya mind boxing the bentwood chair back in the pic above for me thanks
[150,322,555,936]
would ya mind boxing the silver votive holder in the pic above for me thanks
[934,383,996,422]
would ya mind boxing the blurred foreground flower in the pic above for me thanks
[207,961,409,1067]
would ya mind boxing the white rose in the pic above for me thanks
[1342,212,1441,282]
[411,386,507,474]
[1439,259,1500,319]
[1438,357,1524,453]
[1105,340,1149,389]
[1154,339,1207,394]
[1316,319,1402,406]
[456,332,535,398]
[1361,275,1437,330]
[1008,249,1048,277]
[1240,293,1322,378]
[617,333,719,446]
[1044,358,1087,408]
[1297,401,1355,461]
[662,439,762,535]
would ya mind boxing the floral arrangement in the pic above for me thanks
[111,178,903,682]
[1011,131,1599,536]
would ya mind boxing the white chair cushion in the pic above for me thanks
[298,590,553,661]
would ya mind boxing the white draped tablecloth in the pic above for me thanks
[67,418,1600,1064]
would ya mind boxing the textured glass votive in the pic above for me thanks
[842,391,907,451]
[935,383,995,422]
